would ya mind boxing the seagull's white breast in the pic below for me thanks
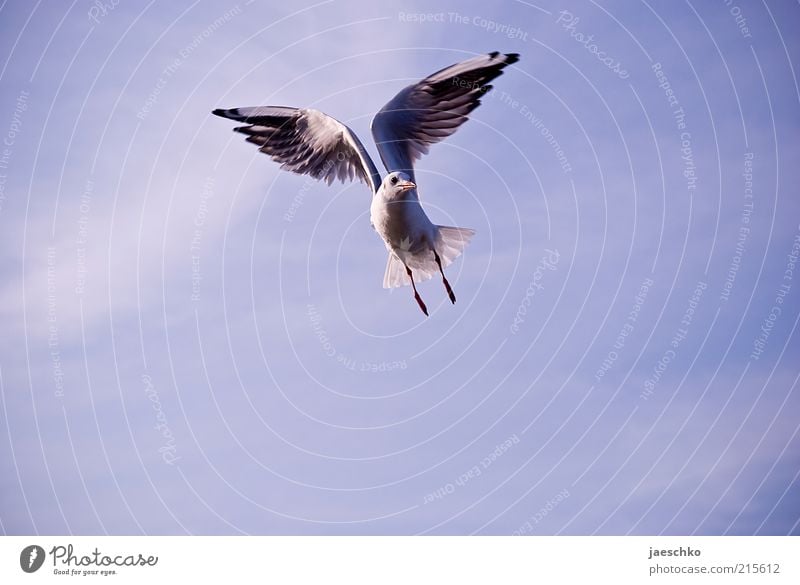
[370,187,437,257]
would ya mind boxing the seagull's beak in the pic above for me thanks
[397,180,416,192]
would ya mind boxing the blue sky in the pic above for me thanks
[1,0,798,535]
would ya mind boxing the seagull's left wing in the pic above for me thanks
[213,106,381,194]
[371,51,519,180]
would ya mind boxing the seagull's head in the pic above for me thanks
[382,172,416,200]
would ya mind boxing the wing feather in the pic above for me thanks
[370,52,519,179]
[213,106,381,194]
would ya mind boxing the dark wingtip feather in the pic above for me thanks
[212,108,230,118]
[486,51,520,65]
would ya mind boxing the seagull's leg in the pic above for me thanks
[433,251,456,304]
[405,265,428,316]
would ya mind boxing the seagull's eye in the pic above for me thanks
[391,176,398,185]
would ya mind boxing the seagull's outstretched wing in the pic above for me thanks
[213,106,382,194]
[371,52,519,179]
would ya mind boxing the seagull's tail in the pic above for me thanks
[383,226,475,289]
[436,225,476,269]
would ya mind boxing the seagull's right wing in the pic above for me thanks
[213,106,381,194]
[371,51,519,179]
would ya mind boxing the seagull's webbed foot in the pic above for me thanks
[434,251,456,304]
[405,265,429,316]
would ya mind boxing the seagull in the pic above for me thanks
[213,51,519,316]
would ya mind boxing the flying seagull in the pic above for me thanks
[213,51,519,316]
